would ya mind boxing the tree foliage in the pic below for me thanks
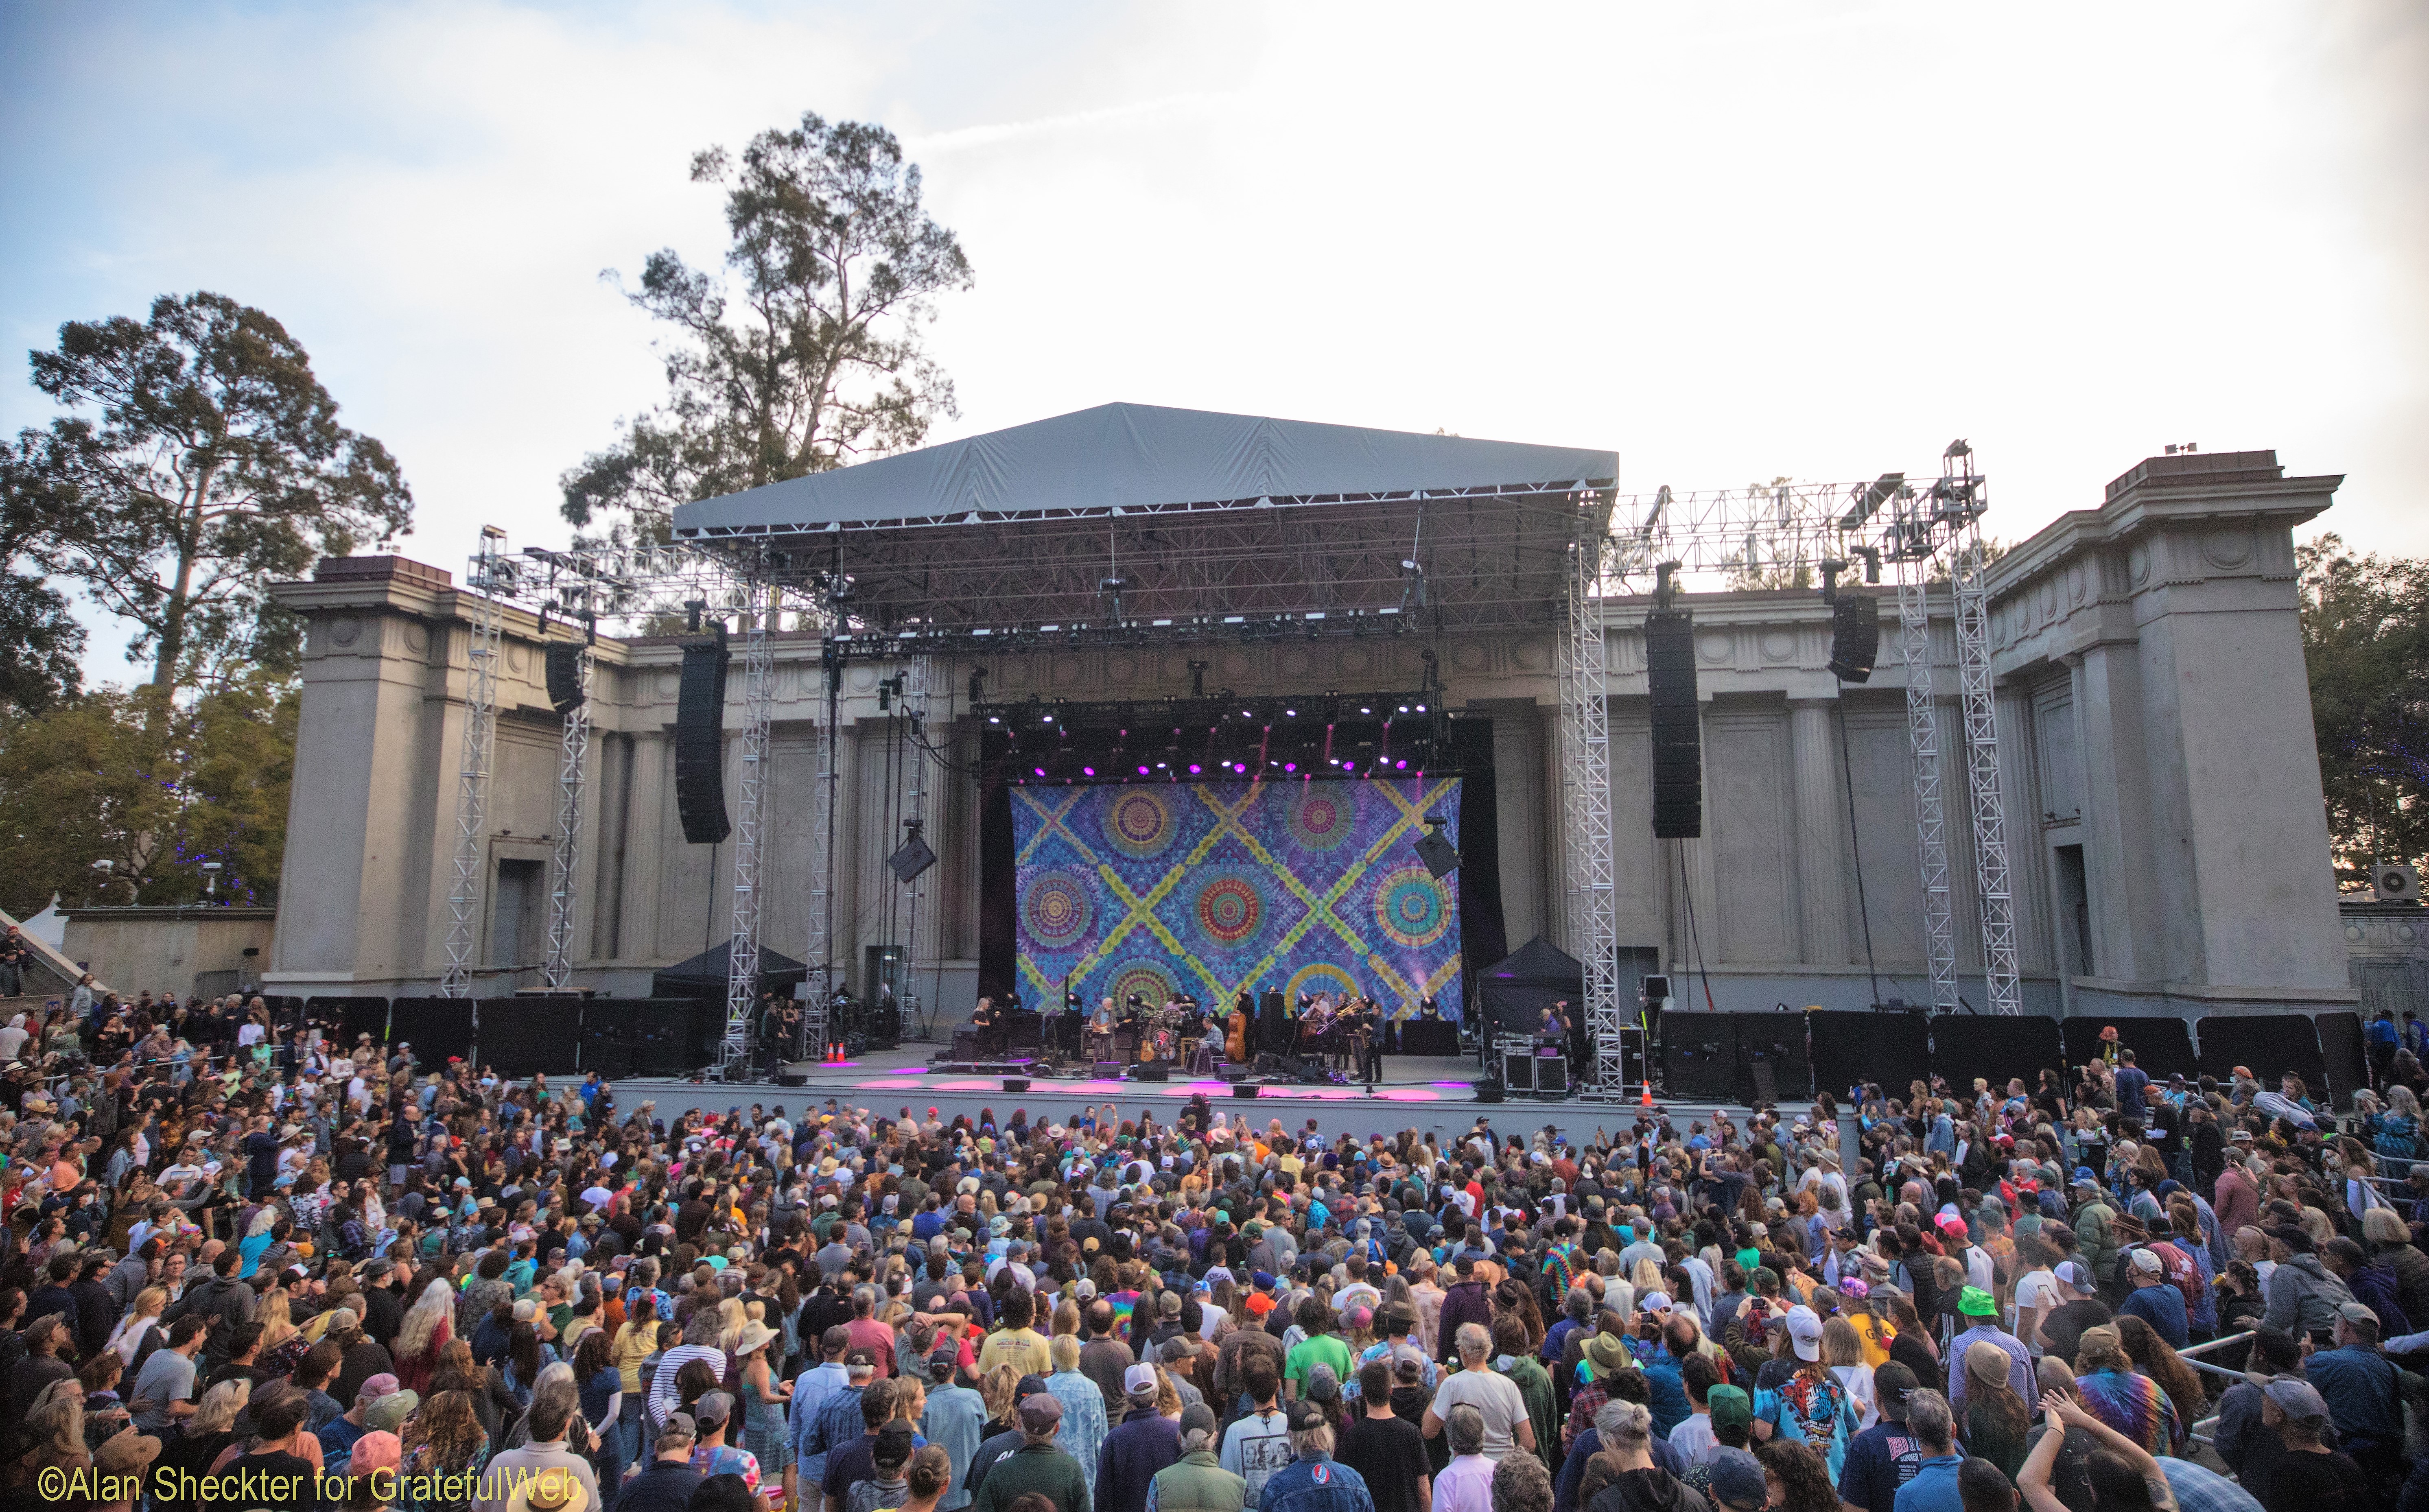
[0,674,297,917]
[0,483,84,713]
[561,111,973,538]
[0,292,413,688]
[2299,533,2429,887]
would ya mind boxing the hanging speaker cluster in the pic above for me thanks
[1646,609,1701,839]
[1828,594,1880,684]
[544,642,586,713]
[674,636,731,845]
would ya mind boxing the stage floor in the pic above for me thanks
[595,1047,1740,1144]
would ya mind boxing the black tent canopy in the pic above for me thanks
[1475,935,1583,1036]
[650,942,809,1000]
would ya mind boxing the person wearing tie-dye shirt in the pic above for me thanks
[2068,1326,2183,1456]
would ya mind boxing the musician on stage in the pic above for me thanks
[1345,996,1383,1084]
[1091,996,1119,1034]
[1541,999,1574,1046]
[971,995,1004,1056]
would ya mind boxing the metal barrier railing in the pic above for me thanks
[2172,1328,2254,1447]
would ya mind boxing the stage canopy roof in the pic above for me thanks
[670,402,1617,644]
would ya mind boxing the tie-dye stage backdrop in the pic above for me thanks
[1011,777,1462,1020]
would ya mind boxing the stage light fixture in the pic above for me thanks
[1189,764,1201,773]
[1137,765,1150,775]
[1083,766,1096,776]
[1283,762,1297,772]
[1285,708,1296,717]
[1034,767,1046,777]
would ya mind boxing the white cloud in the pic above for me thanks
[2,0,2421,683]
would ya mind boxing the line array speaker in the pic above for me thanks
[675,637,732,845]
[544,642,586,712]
[1828,594,1880,684]
[1646,609,1701,838]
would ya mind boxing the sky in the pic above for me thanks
[4,0,2425,685]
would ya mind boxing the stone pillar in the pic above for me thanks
[1790,698,1849,965]
[1491,706,1546,946]
[621,732,668,961]
[2069,645,2162,983]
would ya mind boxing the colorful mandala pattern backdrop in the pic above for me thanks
[1012,778,1462,1020]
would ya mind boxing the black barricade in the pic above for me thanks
[1661,1013,1738,1101]
[1930,1015,2064,1099]
[477,1000,572,1079]
[2315,1010,2368,1102]
[581,998,727,1076]
[2194,1012,2326,1092]
[1730,1012,1812,1104]
[1806,1009,1932,1102]
[385,997,477,1067]
[2059,1017,2197,1081]
[307,997,394,1049]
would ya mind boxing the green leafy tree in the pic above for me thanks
[2299,533,2429,888]
[0,292,413,688]
[0,487,83,713]
[561,111,973,538]
[0,673,297,917]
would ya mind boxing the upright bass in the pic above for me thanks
[1226,992,1251,1062]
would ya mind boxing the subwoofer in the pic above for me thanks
[674,636,731,845]
[1502,1050,1536,1091]
[1828,594,1880,684]
[1537,1055,1569,1095]
[1646,609,1701,838]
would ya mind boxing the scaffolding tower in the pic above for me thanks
[896,655,934,1040]
[719,583,776,1079]
[542,638,592,991]
[1944,447,2022,1014]
[799,639,840,1058]
[440,529,507,999]
[1560,492,1627,1098]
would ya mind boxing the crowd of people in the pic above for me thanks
[0,985,2424,1512]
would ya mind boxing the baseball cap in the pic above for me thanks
[1785,1305,1823,1361]
[1871,1362,1917,1408]
[1019,1394,1065,1433]
[1286,1399,1327,1431]
[1706,1385,1752,1431]
[1124,1363,1158,1396]
[692,1391,734,1429]
[2129,1249,2163,1275]
[1181,1403,1218,1439]
[2053,1261,2095,1288]
[2337,1301,2381,1332]
[2263,1378,2329,1422]
[1706,1448,1767,1512]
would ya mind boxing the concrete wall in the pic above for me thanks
[260,448,2356,1027]
[61,907,278,999]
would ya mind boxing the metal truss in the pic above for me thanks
[687,489,1610,645]
[1944,450,2022,1015]
[1559,494,1626,1099]
[441,530,507,998]
[719,581,776,1079]
[1898,561,1960,1014]
[543,640,592,990]
[1603,472,1985,595]
[897,655,934,1038]
[799,639,839,1059]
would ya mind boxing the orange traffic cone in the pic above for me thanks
[1640,1084,1654,1109]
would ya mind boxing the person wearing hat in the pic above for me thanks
[2248,1379,2370,1512]
[2304,1301,2403,1479]
[1096,1363,1183,1512]
[971,1389,1090,1512]
[319,1371,405,1460]
[2065,1326,2181,1457]
[1941,1289,2027,1437]
[2116,1250,2188,1350]
[2030,1263,2112,1368]
[1751,1305,1858,1478]
[2261,1225,2354,1343]
[2068,1176,2120,1299]
[1256,1397,1373,1512]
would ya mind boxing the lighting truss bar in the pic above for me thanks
[719,577,776,1079]
[441,532,506,999]
[1599,475,1987,595]
[899,655,933,1038]
[543,640,592,990]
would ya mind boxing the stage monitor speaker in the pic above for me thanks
[1001,1077,1030,1093]
[888,833,938,884]
[1474,1079,1504,1103]
[674,638,731,844]
[1217,1064,1255,1083]
[1232,1083,1260,1099]
[545,642,586,712]
[1414,828,1461,879]
[1502,1051,1536,1091]
[1646,609,1701,838]
[1828,594,1880,683]
[1641,974,1672,1005]
[1131,1062,1170,1082]
[1537,1056,1569,1095]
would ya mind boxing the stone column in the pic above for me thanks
[621,732,668,961]
[1790,698,1849,965]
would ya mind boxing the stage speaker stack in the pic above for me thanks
[675,636,732,845]
[1502,1049,1536,1091]
[545,643,586,712]
[1537,1055,1569,1095]
[1828,594,1880,683]
[1646,609,1701,838]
